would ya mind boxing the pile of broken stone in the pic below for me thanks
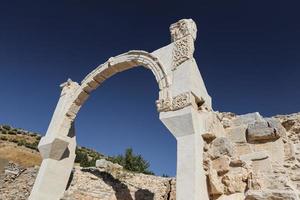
[204,112,300,200]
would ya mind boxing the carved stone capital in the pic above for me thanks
[156,92,197,112]
[170,19,197,42]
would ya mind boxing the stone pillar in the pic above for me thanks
[160,106,210,200]
[29,80,79,200]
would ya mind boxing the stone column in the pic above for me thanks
[160,106,210,200]
[29,80,79,200]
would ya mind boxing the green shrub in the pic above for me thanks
[17,139,26,146]
[109,148,154,175]
[75,148,102,167]
[25,142,38,150]
[36,135,42,141]
[2,125,11,131]
[8,131,16,135]
[1,130,7,134]
[16,131,22,135]
[29,132,37,137]
[75,148,90,167]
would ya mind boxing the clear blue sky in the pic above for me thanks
[0,0,299,176]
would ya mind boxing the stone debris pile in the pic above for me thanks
[204,112,300,200]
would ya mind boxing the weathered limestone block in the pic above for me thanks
[230,112,264,127]
[266,118,287,139]
[245,189,299,200]
[95,159,123,170]
[225,125,247,143]
[217,193,245,200]
[252,139,285,164]
[240,151,269,162]
[235,143,253,157]
[212,156,230,176]
[210,137,235,159]
[221,167,248,194]
[284,142,296,161]
[201,112,226,143]
[252,159,272,174]
[208,168,224,195]
[246,121,279,143]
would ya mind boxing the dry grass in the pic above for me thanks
[0,142,42,167]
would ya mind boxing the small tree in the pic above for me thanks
[110,148,154,175]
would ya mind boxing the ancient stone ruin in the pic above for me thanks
[29,19,213,200]
[28,19,300,200]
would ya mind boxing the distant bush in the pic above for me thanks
[17,139,27,146]
[1,130,7,134]
[75,147,102,167]
[16,131,23,135]
[9,138,18,143]
[25,141,39,150]
[8,131,17,135]
[36,135,42,141]
[75,148,90,167]
[109,148,154,175]
[0,136,8,141]
[2,125,11,131]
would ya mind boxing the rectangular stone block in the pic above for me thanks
[246,121,279,143]
[230,112,263,127]
[225,125,247,143]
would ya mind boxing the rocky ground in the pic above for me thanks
[0,112,299,200]
[0,160,175,200]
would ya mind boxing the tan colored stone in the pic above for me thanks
[225,125,247,143]
[217,193,245,200]
[208,169,224,195]
[212,156,230,175]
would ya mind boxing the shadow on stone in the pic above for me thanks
[135,189,154,200]
[65,169,74,190]
[61,147,70,160]
[82,168,133,200]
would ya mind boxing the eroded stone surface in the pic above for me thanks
[205,112,300,200]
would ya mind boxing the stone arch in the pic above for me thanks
[29,19,215,200]
[64,50,172,123]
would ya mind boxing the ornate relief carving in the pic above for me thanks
[170,19,197,69]
[156,98,172,112]
[156,92,196,112]
[172,36,195,69]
